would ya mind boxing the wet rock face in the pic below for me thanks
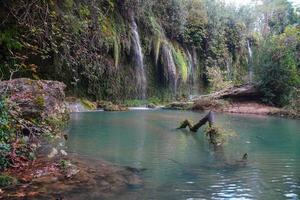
[0,78,68,120]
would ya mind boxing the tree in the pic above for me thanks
[257,26,300,106]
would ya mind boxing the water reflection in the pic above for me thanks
[67,110,300,200]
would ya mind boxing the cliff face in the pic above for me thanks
[0,0,251,100]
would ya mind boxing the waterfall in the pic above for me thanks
[130,17,147,99]
[186,49,194,95]
[67,102,88,112]
[188,48,201,98]
[161,43,177,93]
[247,40,253,83]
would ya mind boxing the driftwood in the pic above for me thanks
[178,111,215,132]
[191,84,260,101]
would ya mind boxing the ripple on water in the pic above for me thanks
[66,110,300,200]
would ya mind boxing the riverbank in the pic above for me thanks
[165,85,300,119]
[1,154,142,199]
[0,78,143,199]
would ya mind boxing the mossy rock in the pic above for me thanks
[34,95,45,108]
[80,99,97,110]
[147,103,157,109]
[192,98,229,111]
[96,101,128,111]
[164,102,193,110]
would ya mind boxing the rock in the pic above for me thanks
[60,150,68,156]
[48,148,58,158]
[98,101,128,112]
[192,98,229,111]
[0,78,68,120]
[147,103,156,109]
[164,101,193,110]
[65,165,79,178]
[80,99,97,110]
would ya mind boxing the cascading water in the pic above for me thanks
[161,43,177,94]
[130,17,147,99]
[186,49,194,95]
[247,40,253,83]
[187,48,201,99]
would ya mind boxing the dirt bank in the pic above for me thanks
[1,154,142,200]
[222,101,280,115]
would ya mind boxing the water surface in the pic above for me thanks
[67,110,300,200]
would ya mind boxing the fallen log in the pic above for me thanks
[191,84,260,101]
[178,111,215,132]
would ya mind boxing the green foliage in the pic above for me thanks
[183,0,207,46]
[0,99,43,170]
[149,16,164,64]
[80,99,97,110]
[0,174,17,187]
[0,99,12,170]
[257,26,300,106]
[123,97,167,107]
[0,0,298,103]
[204,125,236,145]
[172,43,188,83]
[79,4,90,18]
[0,29,23,50]
[0,99,10,143]
[152,0,187,39]
[64,0,74,10]
[207,67,233,92]
[59,159,71,171]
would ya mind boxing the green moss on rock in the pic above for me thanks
[0,174,17,187]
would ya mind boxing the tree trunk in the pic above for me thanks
[178,111,215,132]
[191,84,260,101]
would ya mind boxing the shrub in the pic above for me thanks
[0,174,17,187]
[257,26,300,106]
[207,67,233,92]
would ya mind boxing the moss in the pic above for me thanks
[171,42,188,83]
[35,96,45,107]
[192,98,229,111]
[149,16,164,65]
[80,99,96,110]
[204,125,236,145]
[113,35,120,68]
[0,174,17,187]
[45,116,67,131]
[123,99,148,107]
[64,0,74,10]
[59,159,71,171]
[153,36,161,64]
[79,4,90,18]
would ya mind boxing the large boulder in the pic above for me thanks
[0,78,68,120]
